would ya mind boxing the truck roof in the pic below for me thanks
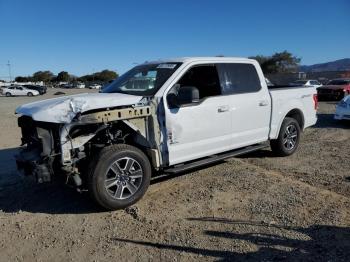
[144,57,257,65]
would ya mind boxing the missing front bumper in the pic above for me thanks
[15,148,52,183]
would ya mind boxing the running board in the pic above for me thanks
[164,143,269,174]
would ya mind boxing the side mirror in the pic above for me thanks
[167,93,178,108]
[177,86,200,104]
[167,86,200,108]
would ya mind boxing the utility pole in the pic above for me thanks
[6,60,12,82]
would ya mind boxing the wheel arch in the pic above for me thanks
[285,108,305,130]
[85,120,160,171]
[273,108,305,140]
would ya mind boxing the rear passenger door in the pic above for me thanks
[217,63,271,148]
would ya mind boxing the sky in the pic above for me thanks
[0,0,349,79]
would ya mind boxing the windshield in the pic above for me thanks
[102,63,182,96]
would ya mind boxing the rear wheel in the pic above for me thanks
[88,144,151,210]
[27,92,33,96]
[5,92,11,97]
[270,117,301,156]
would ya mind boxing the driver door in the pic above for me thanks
[164,64,232,165]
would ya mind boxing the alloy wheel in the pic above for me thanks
[104,157,143,200]
[283,124,298,150]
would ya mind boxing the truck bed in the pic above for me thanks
[268,85,305,89]
[268,86,317,139]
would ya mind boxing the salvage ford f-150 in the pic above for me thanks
[15,57,318,210]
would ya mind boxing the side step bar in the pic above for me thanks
[164,143,269,174]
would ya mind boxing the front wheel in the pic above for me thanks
[88,144,152,210]
[270,117,301,156]
[5,92,11,97]
[27,92,33,96]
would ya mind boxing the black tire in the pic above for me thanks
[27,92,33,97]
[88,144,152,210]
[270,117,301,157]
[5,92,11,97]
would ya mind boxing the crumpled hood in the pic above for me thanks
[15,92,143,123]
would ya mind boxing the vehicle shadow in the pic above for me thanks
[113,217,350,261]
[239,113,350,160]
[315,113,350,129]
[151,161,225,185]
[236,149,276,159]
[0,147,102,214]
[0,147,225,214]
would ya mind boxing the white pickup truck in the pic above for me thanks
[15,57,318,210]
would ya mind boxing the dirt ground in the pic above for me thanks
[0,89,349,262]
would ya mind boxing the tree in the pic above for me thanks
[78,70,118,83]
[14,69,119,84]
[250,51,301,74]
[77,74,91,82]
[56,71,70,82]
[95,70,118,82]
[15,76,31,82]
[32,71,54,82]
[250,55,269,66]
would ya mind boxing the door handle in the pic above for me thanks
[259,100,269,106]
[218,105,229,113]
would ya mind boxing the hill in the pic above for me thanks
[300,58,350,72]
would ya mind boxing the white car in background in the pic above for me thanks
[289,80,322,88]
[75,83,85,89]
[2,86,40,97]
[89,84,102,89]
[334,95,350,121]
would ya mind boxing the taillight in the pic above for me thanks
[313,94,318,110]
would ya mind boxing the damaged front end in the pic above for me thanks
[15,98,162,189]
[16,116,58,183]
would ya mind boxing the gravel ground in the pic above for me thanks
[0,89,349,261]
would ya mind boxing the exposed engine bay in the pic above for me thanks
[15,101,163,189]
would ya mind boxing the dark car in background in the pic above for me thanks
[60,83,74,89]
[317,79,350,100]
[22,85,47,95]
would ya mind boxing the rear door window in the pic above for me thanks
[217,63,261,95]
